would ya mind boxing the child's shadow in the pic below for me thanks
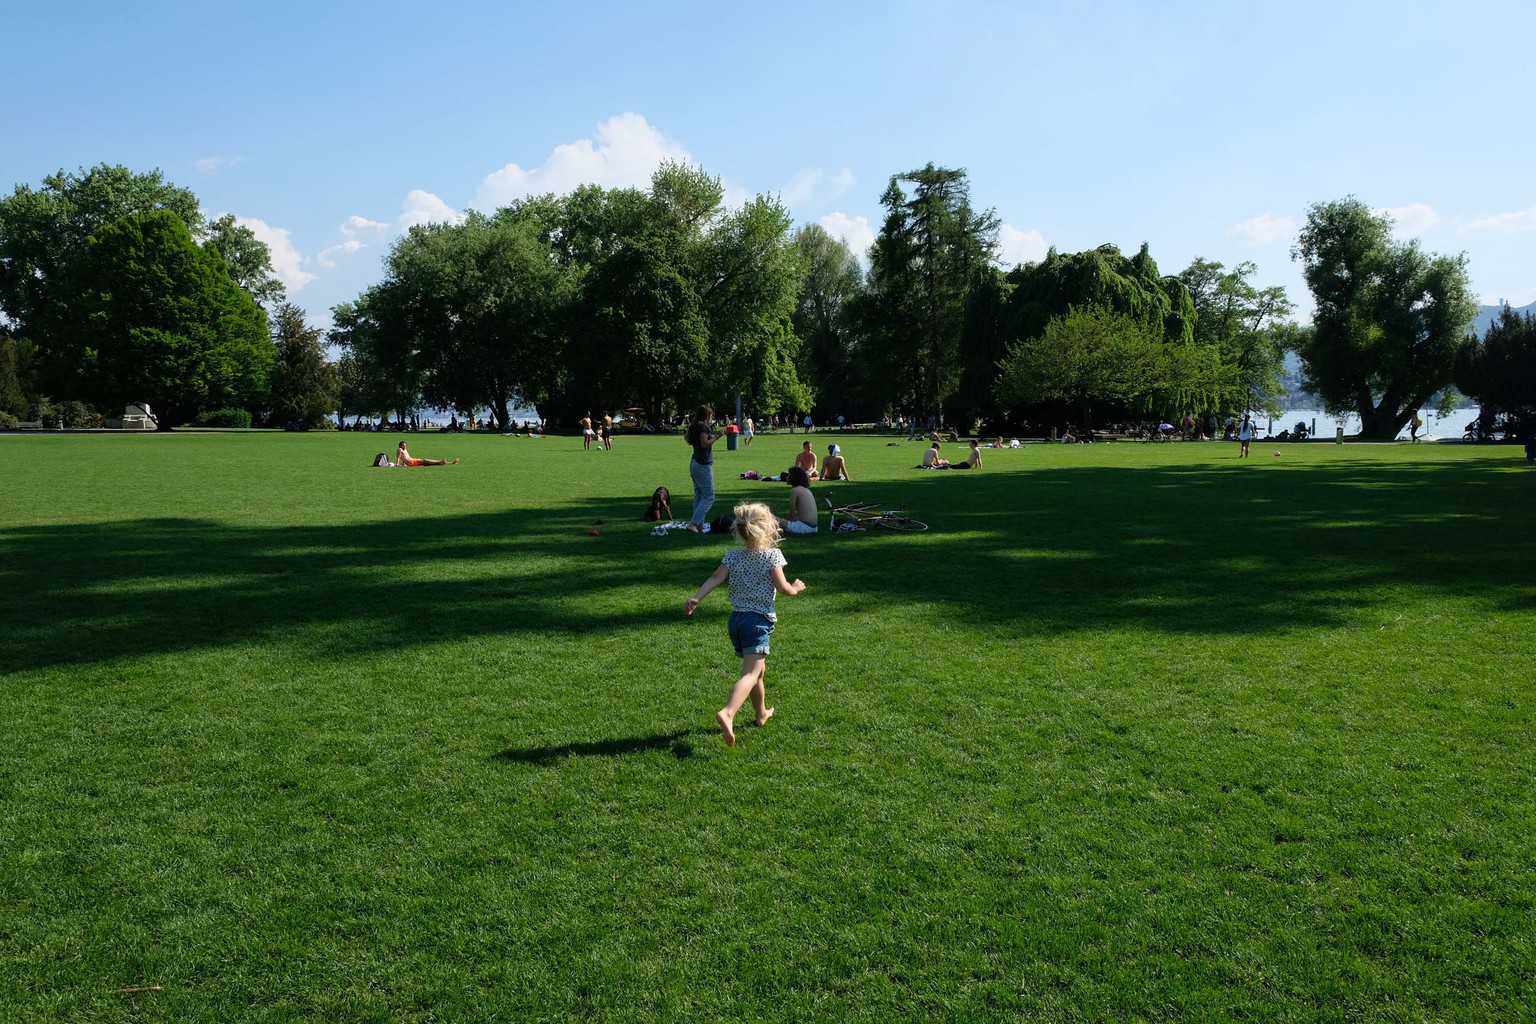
[494,728,704,765]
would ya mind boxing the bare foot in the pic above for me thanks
[755,707,775,727]
[716,709,736,746]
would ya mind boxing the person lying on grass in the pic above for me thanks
[820,443,850,481]
[794,441,820,479]
[684,502,807,746]
[780,466,818,535]
[396,441,459,467]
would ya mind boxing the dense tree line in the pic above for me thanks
[0,165,333,428]
[3,164,1497,441]
[333,165,810,429]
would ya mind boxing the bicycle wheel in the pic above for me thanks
[877,514,928,532]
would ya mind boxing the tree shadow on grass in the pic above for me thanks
[494,729,706,765]
[2,456,1531,675]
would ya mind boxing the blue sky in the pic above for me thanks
[8,0,1536,329]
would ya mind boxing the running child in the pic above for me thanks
[684,502,807,746]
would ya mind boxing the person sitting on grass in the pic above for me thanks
[396,441,458,467]
[947,439,982,470]
[780,466,818,535]
[794,441,820,479]
[920,441,949,468]
[684,501,807,746]
[820,443,850,481]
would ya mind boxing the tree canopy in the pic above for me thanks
[269,304,339,427]
[336,163,809,427]
[1292,198,1475,439]
[1455,305,1536,436]
[71,211,272,427]
[864,164,999,418]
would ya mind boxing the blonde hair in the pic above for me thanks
[731,502,781,551]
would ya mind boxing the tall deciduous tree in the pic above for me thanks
[1178,257,1293,415]
[0,164,282,408]
[0,165,204,390]
[203,214,286,307]
[269,303,339,427]
[380,208,570,428]
[330,293,420,423]
[1005,243,1196,349]
[73,211,272,427]
[1292,198,1475,439]
[792,224,866,416]
[866,164,999,418]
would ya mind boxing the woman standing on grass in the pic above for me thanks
[685,406,719,533]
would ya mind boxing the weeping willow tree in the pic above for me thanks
[1004,242,1196,348]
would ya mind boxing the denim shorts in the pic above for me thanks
[728,611,775,657]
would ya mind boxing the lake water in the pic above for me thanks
[1257,408,1478,441]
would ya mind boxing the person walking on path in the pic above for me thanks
[802,412,814,433]
[685,406,719,532]
[684,502,807,746]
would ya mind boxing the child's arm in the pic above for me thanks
[770,564,806,596]
[685,563,730,615]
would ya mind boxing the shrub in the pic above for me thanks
[59,400,97,428]
[195,408,253,428]
[0,411,19,429]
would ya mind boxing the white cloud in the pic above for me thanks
[474,112,692,210]
[779,167,855,209]
[996,223,1048,267]
[398,190,464,229]
[819,212,876,261]
[195,155,242,174]
[340,215,389,238]
[1463,206,1536,234]
[234,216,314,292]
[316,239,366,269]
[1228,212,1298,247]
[1376,203,1440,237]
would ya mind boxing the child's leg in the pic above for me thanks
[717,653,766,746]
[751,658,773,726]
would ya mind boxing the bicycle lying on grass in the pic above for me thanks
[822,498,929,533]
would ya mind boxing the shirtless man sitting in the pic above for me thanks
[820,443,850,481]
[794,441,820,480]
[780,466,818,535]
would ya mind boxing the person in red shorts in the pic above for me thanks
[396,441,458,467]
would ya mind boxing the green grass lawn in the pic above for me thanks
[2,431,1533,1022]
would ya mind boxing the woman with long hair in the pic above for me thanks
[685,405,719,532]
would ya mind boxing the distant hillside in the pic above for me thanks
[1473,300,1536,337]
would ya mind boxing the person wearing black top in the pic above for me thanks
[685,405,720,531]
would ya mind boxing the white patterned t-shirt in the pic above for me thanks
[721,547,788,619]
